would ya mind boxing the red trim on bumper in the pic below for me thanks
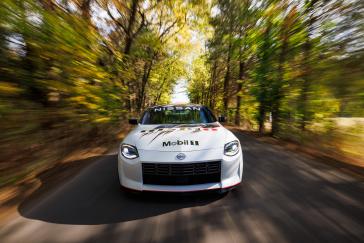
[121,181,241,193]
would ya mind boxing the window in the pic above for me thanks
[140,106,217,124]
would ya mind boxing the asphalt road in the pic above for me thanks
[1,131,363,243]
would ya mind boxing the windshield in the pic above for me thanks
[140,106,217,124]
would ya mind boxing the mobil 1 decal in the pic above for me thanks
[162,140,199,147]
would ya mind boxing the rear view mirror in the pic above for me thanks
[218,116,226,123]
[128,118,138,125]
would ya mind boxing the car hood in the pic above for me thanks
[125,123,228,152]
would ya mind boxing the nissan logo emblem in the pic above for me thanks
[176,153,186,160]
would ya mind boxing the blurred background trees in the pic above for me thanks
[192,0,364,131]
[188,0,364,163]
[0,0,363,187]
[0,0,202,187]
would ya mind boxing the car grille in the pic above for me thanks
[142,161,221,186]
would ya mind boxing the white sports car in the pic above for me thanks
[118,105,243,193]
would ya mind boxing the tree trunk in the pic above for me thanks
[207,61,215,107]
[209,61,217,109]
[258,104,266,134]
[39,0,55,10]
[223,42,232,116]
[235,61,245,126]
[299,0,317,131]
[257,22,272,135]
[124,0,139,55]
[137,60,153,111]
[271,102,279,135]
[271,33,288,136]
[300,35,312,131]
[153,77,167,105]
[80,0,92,22]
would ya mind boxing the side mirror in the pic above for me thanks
[218,116,226,123]
[128,118,138,125]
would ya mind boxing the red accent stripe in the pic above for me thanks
[121,181,242,193]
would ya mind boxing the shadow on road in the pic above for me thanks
[9,133,364,242]
[18,154,224,225]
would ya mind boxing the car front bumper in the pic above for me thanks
[118,148,243,192]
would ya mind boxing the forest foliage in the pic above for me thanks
[0,0,204,186]
[0,0,363,187]
[188,0,364,163]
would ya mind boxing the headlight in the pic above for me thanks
[121,144,139,159]
[224,140,239,156]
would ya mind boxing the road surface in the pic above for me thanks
[1,131,363,243]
